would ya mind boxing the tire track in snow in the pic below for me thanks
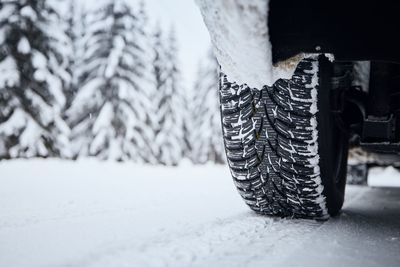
[61,187,367,267]
[277,186,400,267]
[63,212,324,267]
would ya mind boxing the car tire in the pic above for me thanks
[220,55,349,219]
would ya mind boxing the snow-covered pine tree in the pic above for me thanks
[64,0,85,109]
[46,1,72,109]
[150,24,168,161]
[135,0,158,164]
[181,87,193,160]
[190,49,225,164]
[66,0,155,161]
[0,0,70,159]
[153,28,185,165]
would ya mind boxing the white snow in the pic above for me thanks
[0,159,400,267]
[0,159,241,267]
[17,36,31,54]
[0,56,19,88]
[195,0,302,88]
[32,51,47,69]
[0,108,25,136]
[0,4,15,23]
[20,6,38,21]
[369,166,400,187]
[105,36,125,79]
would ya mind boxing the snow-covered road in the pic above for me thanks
[0,160,399,267]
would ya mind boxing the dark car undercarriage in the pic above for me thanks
[269,0,400,155]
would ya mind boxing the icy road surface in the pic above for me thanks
[1,159,400,267]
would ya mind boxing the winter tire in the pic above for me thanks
[220,56,349,219]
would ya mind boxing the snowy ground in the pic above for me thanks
[1,159,400,267]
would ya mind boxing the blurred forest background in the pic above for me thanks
[0,0,225,165]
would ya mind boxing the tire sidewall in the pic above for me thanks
[317,56,349,216]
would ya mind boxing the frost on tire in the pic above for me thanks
[220,57,330,220]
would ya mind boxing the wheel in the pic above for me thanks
[220,55,349,219]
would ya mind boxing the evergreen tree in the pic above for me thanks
[64,0,85,109]
[66,0,154,161]
[152,28,185,165]
[151,25,168,163]
[0,0,70,159]
[190,49,225,164]
[181,87,193,160]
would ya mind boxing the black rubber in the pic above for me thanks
[220,56,348,220]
